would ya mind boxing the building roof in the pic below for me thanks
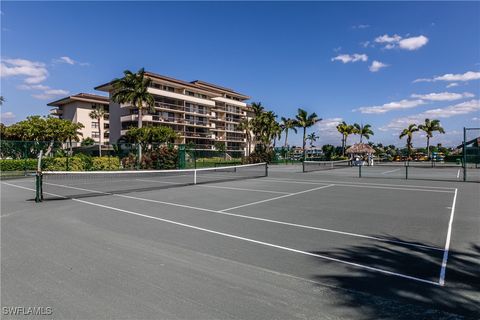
[346,143,376,154]
[94,71,250,100]
[47,93,109,107]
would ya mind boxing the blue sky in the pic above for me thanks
[1,1,479,147]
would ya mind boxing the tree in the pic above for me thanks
[214,141,226,159]
[418,118,445,159]
[238,118,253,156]
[353,123,374,143]
[0,96,4,105]
[124,126,177,152]
[399,124,419,159]
[322,144,335,160]
[280,117,297,148]
[81,137,95,146]
[336,121,355,155]
[307,132,318,148]
[295,108,321,161]
[63,122,84,153]
[111,68,155,159]
[89,106,107,156]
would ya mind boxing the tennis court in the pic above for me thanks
[1,163,479,319]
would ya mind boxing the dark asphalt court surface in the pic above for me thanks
[1,164,479,319]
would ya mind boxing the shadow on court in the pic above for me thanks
[310,239,480,319]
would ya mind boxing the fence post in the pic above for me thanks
[463,127,467,182]
[358,164,362,178]
[405,161,409,180]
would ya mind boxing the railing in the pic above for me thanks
[184,132,212,139]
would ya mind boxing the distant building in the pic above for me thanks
[47,93,110,147]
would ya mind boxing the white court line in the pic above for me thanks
[382,168,400,175]
[137,178,290,194]
[262,177,456,190]
[219,184,335,212]
[3,181,443,252]
[456,169,460,179]
[439,188,458,286]
[2,182,439,286]
[261,178,456,193]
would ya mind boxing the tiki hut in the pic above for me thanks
[346,143,376,166]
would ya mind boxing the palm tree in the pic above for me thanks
[112,68,155,159]
[295,108,321,161]
[399,124,419,160]
[353,123,374,143]
[238,118,253,156]
[280,117,297,148]
[336,121,355,155]
[0,96,4,105]
[89,106,107,156]
[418,118,445,159]
[307,132,318,148]
[112,68,155,129]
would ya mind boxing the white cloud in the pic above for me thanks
[472,117,479,121]
[398,35,429,50]
[381,99,480,131]
[374,34,428,50]
[375,34,402,43]
[17,84,50,90]
[0,58,48,84]
[44,89,69,95]
[414,71,480,83]
[411,92,474,101]
[360,41,371,48]
[315,118,344,145]
[369,60,388,72]
[331,53,368,63]
[446,83,459,88]
[32,88,69,100]
[59,56,75,65]
[1,111,16,120]
[356,99,425,114]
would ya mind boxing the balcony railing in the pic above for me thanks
[183,132,212,139]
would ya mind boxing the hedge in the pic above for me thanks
[0,159,38,172]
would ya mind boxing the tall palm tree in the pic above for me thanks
[307,132,318,148]
[336,121,355,155]
[280,117,297,148]
[238,118,253,156]
[295,108,321,161]
[399,124,419,160]
[353,123,374,143]
[112,68,155,129]
[89,106,107,156]
[418,118,445,159]
[112,68,155,159]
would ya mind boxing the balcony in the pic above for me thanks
[183,132,212,139]
[148,87,215,107]
[49,108,62,116]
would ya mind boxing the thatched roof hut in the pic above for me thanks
[346,143,376,154]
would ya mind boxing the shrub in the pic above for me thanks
[0,159,38,171]
[247,149,276,164]
[42,157,84,171]
[91,157,121,170]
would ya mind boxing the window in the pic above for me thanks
[92,132,100,138]
[104,123,109,129]
[91,122,99,128]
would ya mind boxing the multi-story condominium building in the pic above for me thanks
[95,71,251,155]
[47,93,110,147]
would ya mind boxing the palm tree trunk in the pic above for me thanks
[426,136,430,159]
[360,134,363,143]
[302,127,306,161]
[284,129,289,148]
[344,135,348,155]
[137,107,143,161]
[341,135,345,156]
[98,118,102,157]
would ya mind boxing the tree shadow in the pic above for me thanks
[310,237,479,319]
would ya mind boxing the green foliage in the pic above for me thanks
[124,126,178,150]
[0,159,38,171]
[122,145,178,170]
[321,144,336,160]
[42,157,85,171]
[91,157,121,170]
[81,137,95,146]
[247,149,276,164]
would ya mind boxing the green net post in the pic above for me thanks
[23,142,28,176]
[358,164,362,178]
[178,144,186,169]
[35,173,43,202]
[405,161,409,180]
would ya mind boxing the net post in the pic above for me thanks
[265,163,269,177]
[358,164,362,178]
[194,170,197,185]
[302,160,305,173]
[405,161,409,180]
[463,127,467,182]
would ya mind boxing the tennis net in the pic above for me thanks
[303,160,351,172]
[35,162,268,202]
